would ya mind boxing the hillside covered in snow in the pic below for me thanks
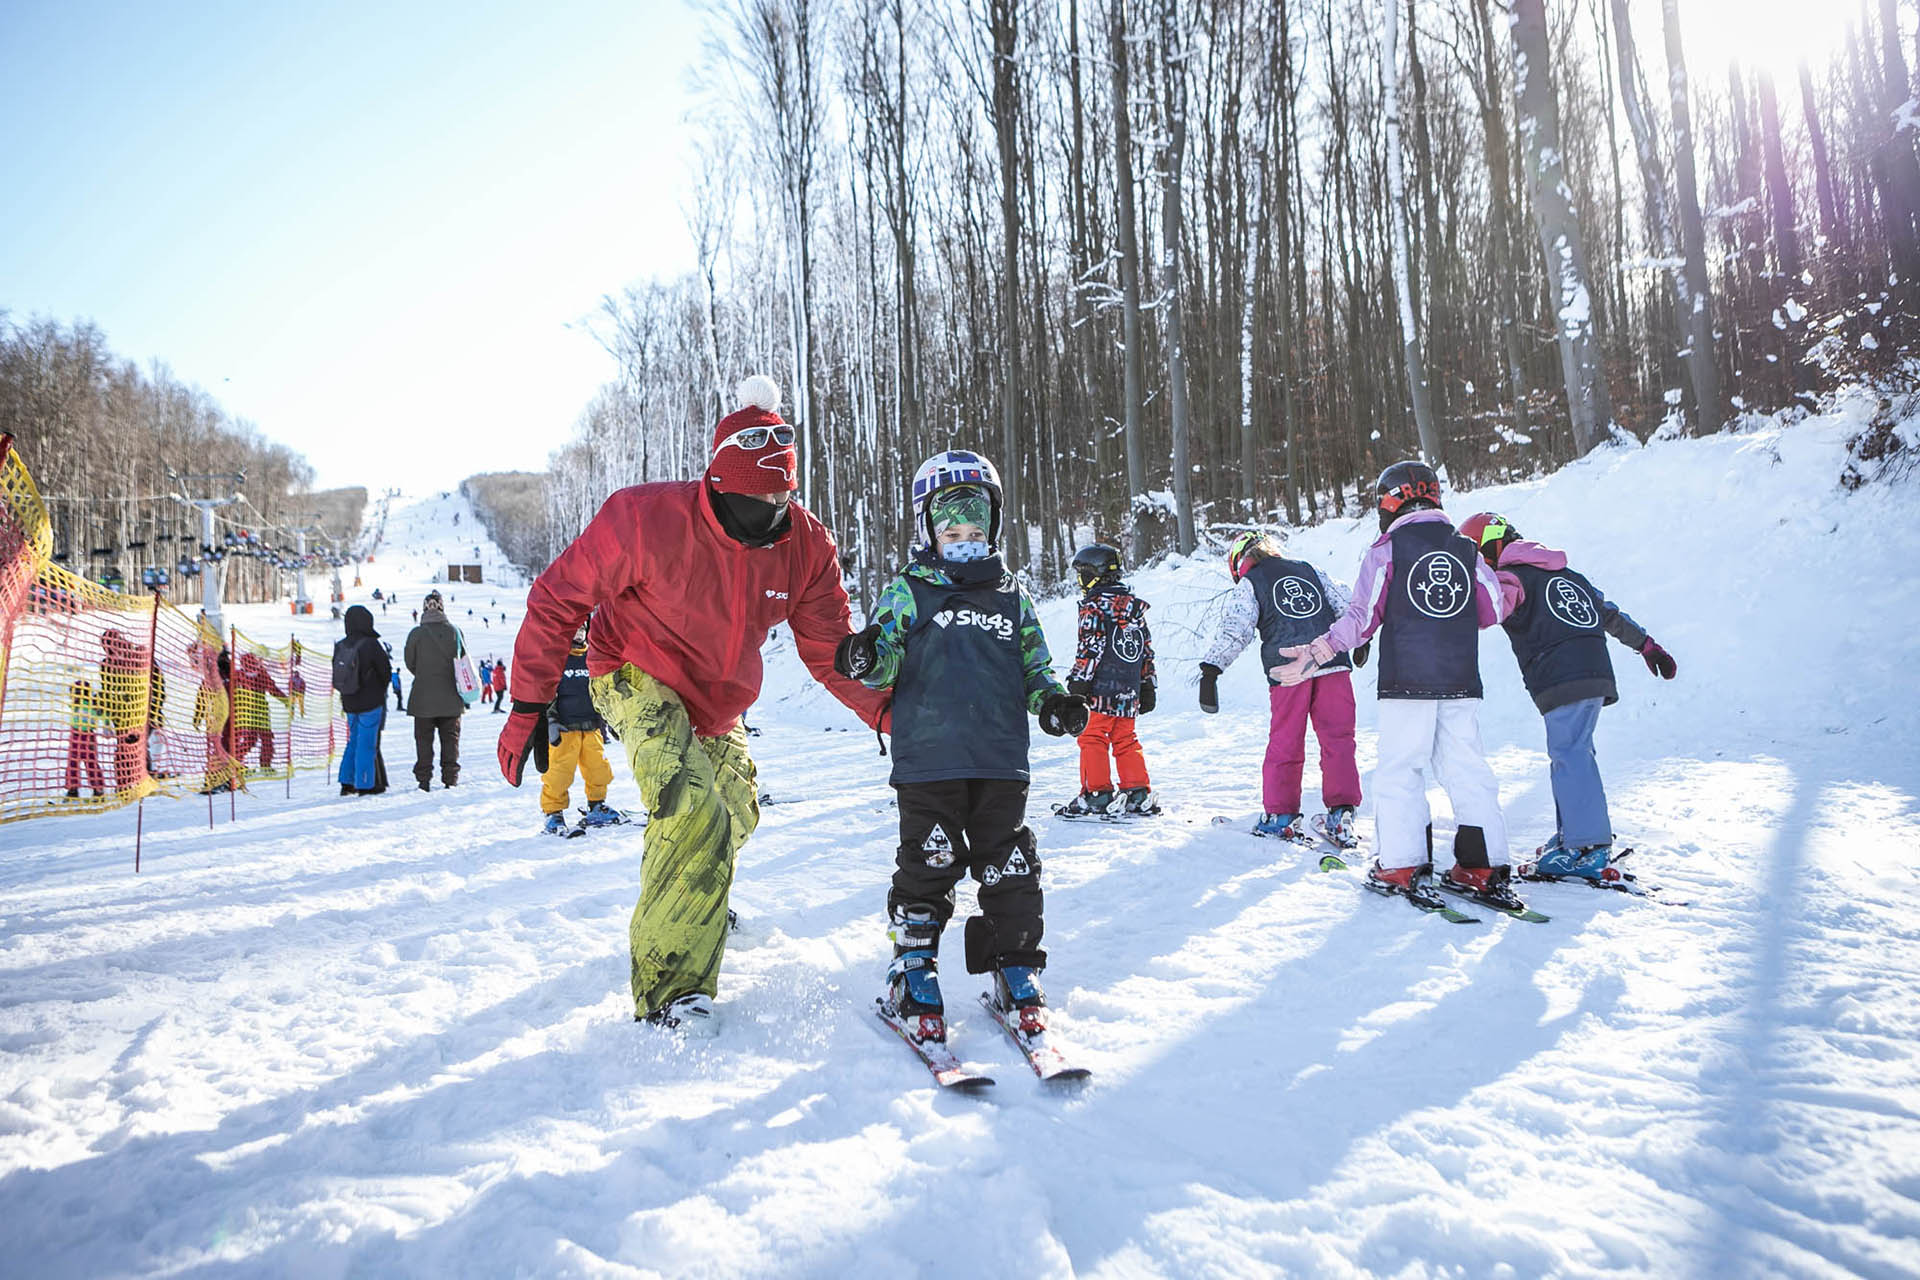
[1,403,1917,1278]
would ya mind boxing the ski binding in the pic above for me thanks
[976,994,1091,1083]
[874,999,994,1092]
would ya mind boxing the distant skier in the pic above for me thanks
[1056,543,1158,817]
[491,657,508,712]
[1461,513,1678,879]
[1200,531,1367,846]
[1272,462,1523,910]
[479,659,495,704]
[498,375,888,1033]
[387,648,404,710]
[63,679,105,799]
[404,589,467,790]
[537,621,621,835]
[833,449,1086,1049]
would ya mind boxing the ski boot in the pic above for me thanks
[641,993,717,1036]
[1252,812,1310,844]
[1518,835,1610,881]
[543,812,571,836]
[1120,787,1160,816]
[577,800,624,829]
[885,906,946,1043]
[1056,788,1117,817]
[1441,863,1530,912]
[1317,805,1359,849]
[1365,862,1422,893]
[989,964,1048,1037]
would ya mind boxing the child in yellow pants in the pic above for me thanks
[540,622,621,835]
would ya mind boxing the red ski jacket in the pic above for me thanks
[510,481,887,737]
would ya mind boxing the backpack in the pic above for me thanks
[332,637,362,697]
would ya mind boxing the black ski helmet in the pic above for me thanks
[1375,460,1442,531]
[1071,543,1123,591]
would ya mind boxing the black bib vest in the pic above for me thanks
[1377,522,1482,699]
[890,571,1031,785]
[1086,590,1148,702]
[552,650,599,729]
[1500,562,1617,710]
[1243,556,1349,684]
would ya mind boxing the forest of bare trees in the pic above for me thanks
[0,315,366,610]
[533,0,1918,605]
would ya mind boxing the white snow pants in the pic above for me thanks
[1371,698,1509,871]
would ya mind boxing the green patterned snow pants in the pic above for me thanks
[591,665,760,1019]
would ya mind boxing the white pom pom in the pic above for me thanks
[736,375,781,413]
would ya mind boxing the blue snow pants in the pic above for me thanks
[340,707,386,791]
[1544,697,1610,849]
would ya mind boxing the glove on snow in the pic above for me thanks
[1138,683,1156,715]
[1352,640,1371,669]
[1038,691,1090,737]
[833,623,883,680]
[1198,663,1221,714]
[1640,638,1677,680]
[497,701,550,786]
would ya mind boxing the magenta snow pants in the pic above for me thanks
[1263,671,1362,815]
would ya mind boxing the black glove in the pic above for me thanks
[1066,677,1093,697]
[1198,663,1221,714]
[1137,683,1156,715]
[1352,640,1371,669]
[1038,691,1090,737]
[833,623,883,679]
[497,700,550,786]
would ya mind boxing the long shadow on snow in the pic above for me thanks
[0,953,652,1275]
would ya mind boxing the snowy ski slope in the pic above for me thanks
[1,409,1916,1278]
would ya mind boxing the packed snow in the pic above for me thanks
[2,406,1918,1278]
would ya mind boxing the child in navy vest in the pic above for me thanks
[538,621,621,835]
[1272,462,1522,906]
[1200,531,1365,844]
[1462,513,1678,878]
[831,450,1087,1048]
[1059,543,1159,817]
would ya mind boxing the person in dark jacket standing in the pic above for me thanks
[833,449,1086,1050]
[498,375,888,1034]
[335,605,392,795]
[1058,543,1159,817]
[404,589,466,790]
[1462,513,1678,879]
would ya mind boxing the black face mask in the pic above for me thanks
[711,488,791,544]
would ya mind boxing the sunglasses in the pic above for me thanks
[716,424,796,452]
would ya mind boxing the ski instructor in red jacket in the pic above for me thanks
[499,376,887,1033]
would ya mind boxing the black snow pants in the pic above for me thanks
[891,778,1046,973]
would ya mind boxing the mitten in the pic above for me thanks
[833,623,883,679]
[1198,663,1221,714]
[1352,640,1371,668]
[497,701,551,786]
[1038,692,1090,737]
[1640,638,1676,680]
[1137,683,1156,715]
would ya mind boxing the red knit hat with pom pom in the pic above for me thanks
[707,375,797,494]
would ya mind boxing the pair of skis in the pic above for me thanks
[549,807,644,839]
[875,997,1091,1092]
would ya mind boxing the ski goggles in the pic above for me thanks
[715,423,796,453]
[1474,517,1512,547]
[927,485,992,533]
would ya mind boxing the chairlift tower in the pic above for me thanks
[167,468,244,637]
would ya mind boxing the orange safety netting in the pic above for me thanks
[0,435,344,823]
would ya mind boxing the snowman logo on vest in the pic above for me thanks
[1112,623,1146,664]
[1545,575,1599,629]
[1406,550,1469,619]
[1273,575,1323,619]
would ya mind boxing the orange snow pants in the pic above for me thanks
[1078,712,1150,793]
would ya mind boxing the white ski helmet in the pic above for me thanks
[910,450,1003,547]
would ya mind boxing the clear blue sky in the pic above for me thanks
[0,0,712,491]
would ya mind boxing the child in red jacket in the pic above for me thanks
[1056,544,1158,817]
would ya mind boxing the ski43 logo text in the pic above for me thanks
[933,607,1015,640]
